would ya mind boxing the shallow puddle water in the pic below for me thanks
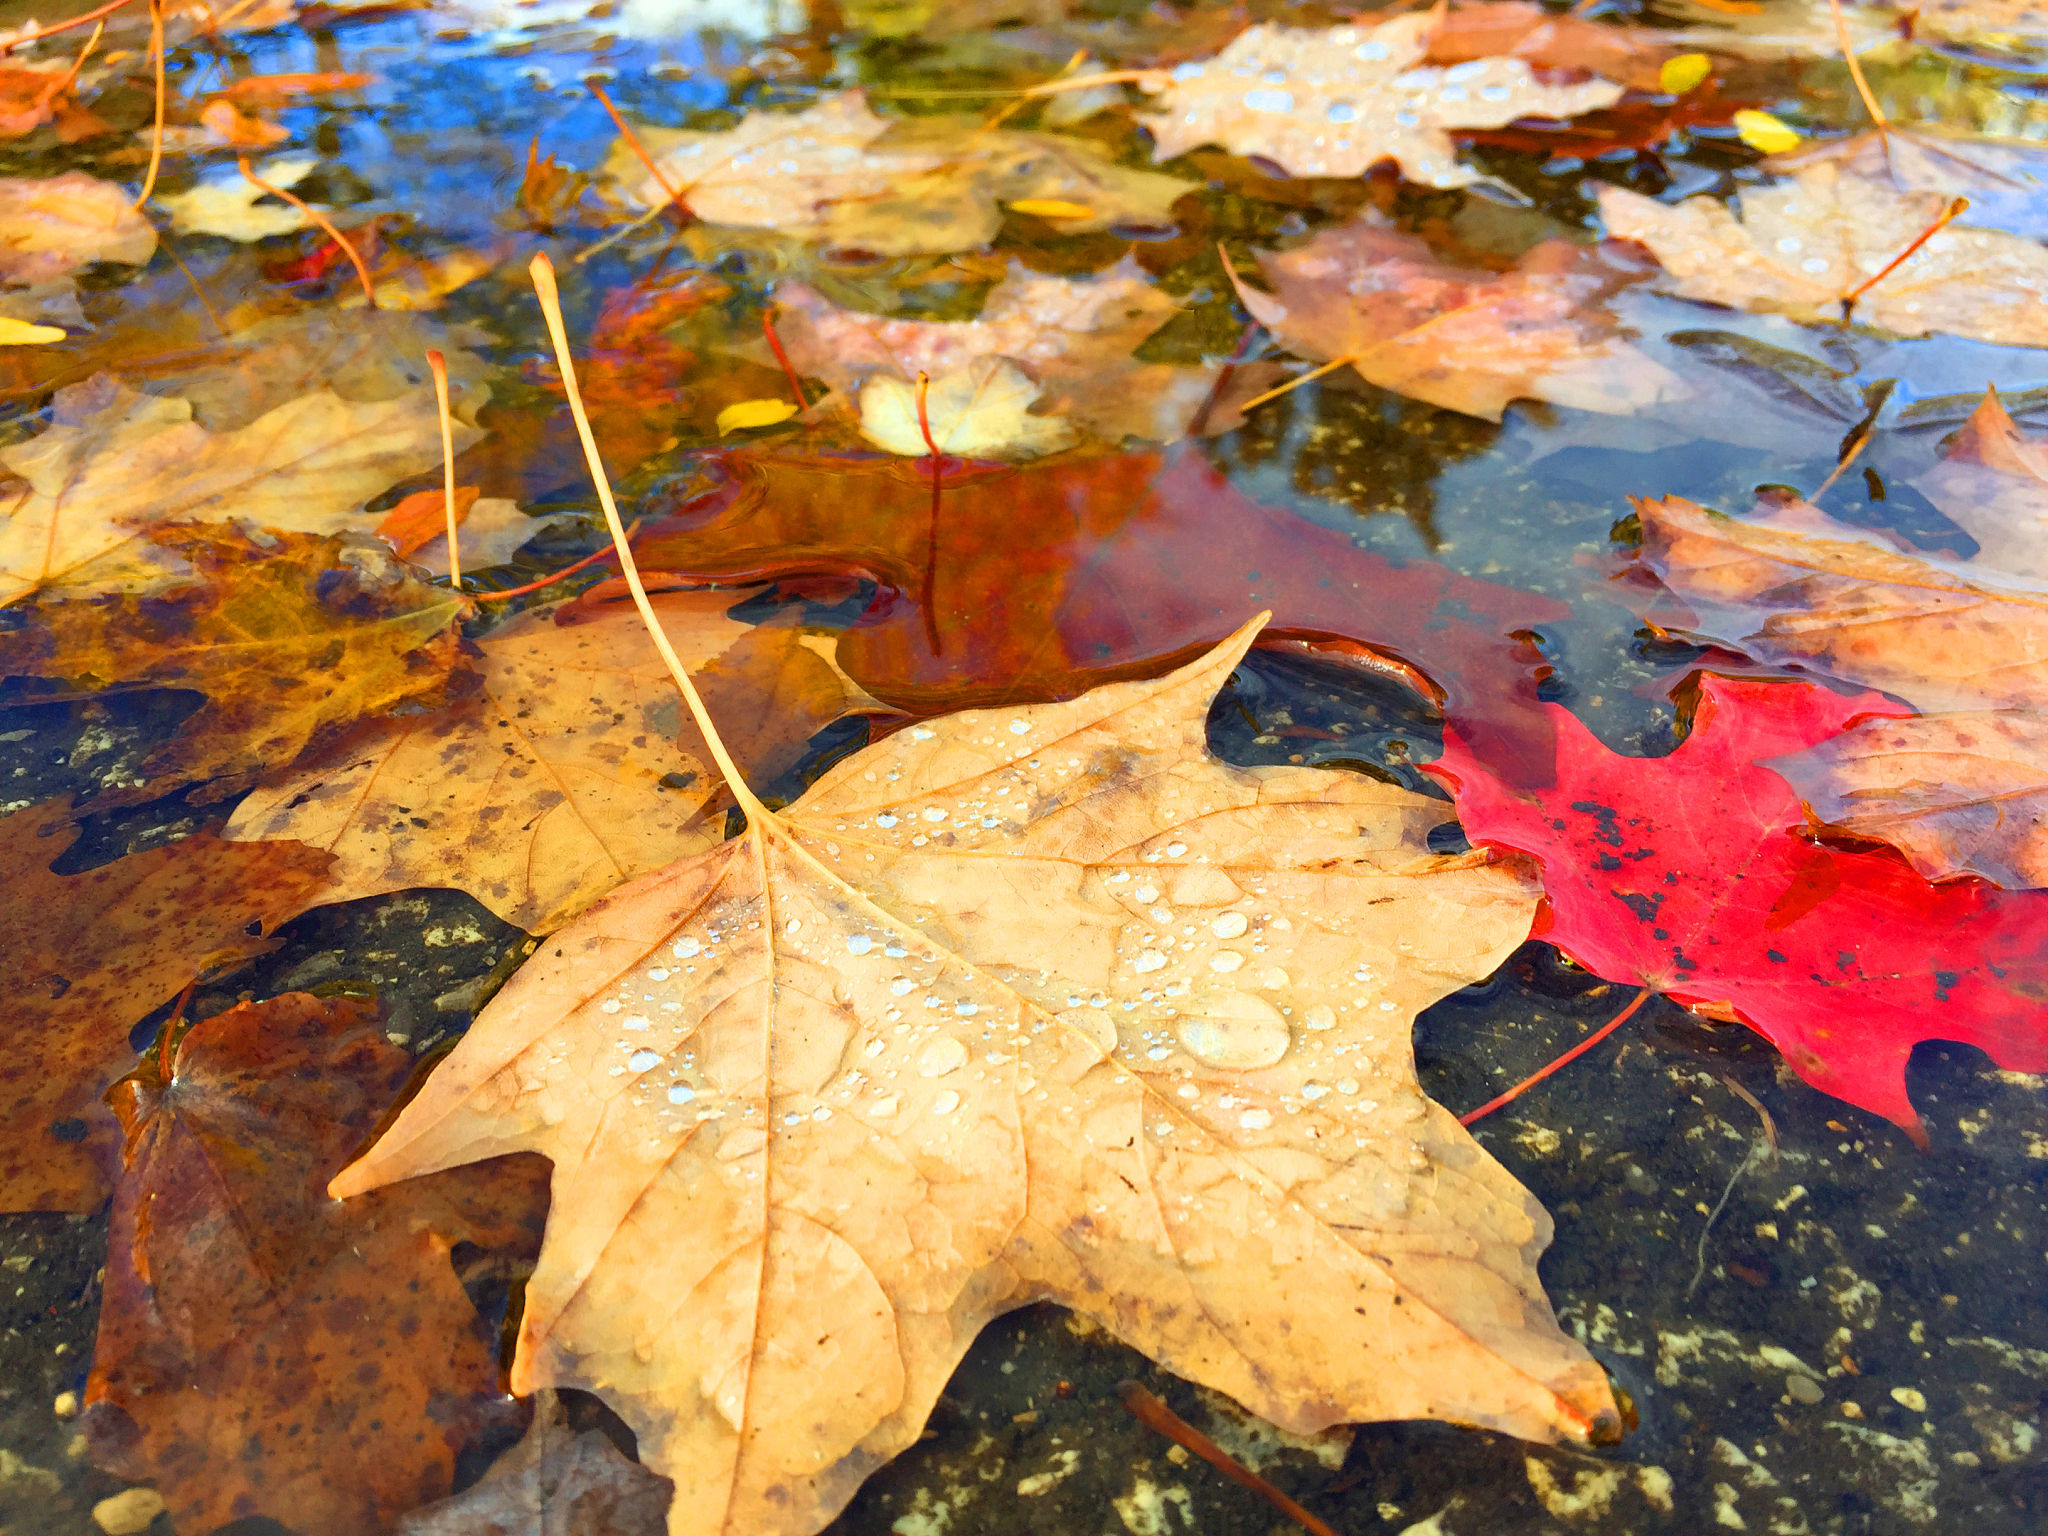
[3,1,2048,1533]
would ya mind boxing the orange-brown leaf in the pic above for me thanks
[0,523,465,800]
[82,993,551,1535]
[377,483,481,557]
[219,71,376,103]
[333,621,1615,1536]
[0,805,329,1211]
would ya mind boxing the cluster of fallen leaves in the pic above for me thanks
[1,0,2046,1532]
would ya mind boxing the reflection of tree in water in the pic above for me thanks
[1224,376,1498,549]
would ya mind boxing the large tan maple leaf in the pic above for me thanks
[332,609,1619,1536]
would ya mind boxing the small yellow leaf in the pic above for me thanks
[716,399,800,435]
[1659,53,1712,95]
[1007,198,1095,219]
[1734,110,1801,155]
[0,316,67,346]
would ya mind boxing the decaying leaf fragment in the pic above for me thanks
[0,371,471,605]
[226,586,890,933]
[83,993,552,1536]
[0,171,156,284]
[332,616,1617,1536]
[1599,165,2048,347]
[1228,218,1683,421]
[1141,14,1626,186]
[0,804,329,1212]
[608,91,1190,256]
[0,524,466,798]
[159,155,323,241]
[397,1392,671,1536]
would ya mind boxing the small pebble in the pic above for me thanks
[1891,1386,1928,1413]
[52,1390,77,1417]
[1840,1401,1864,1419]
[1786,1375,1824,1405]
[93,1489,165,1536]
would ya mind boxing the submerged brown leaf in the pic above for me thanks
[608,91,1190,256]
[83,993,552,1536]
[0,370,471,605]
[1229,218,1682,421]
[0,805,329,1211]
[332,617,1616,1536]
[226,585,890,933]
[773,262,1272,447]
[0,171,155,284]
[1599,165,2048,347]
[0,523,465,799]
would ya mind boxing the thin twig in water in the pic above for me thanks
[1,0,139,54]
[1119,1383,1344,1536]
[1688,1079,1777,1298]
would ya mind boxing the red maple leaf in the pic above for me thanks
[1424,673,2048,1142]
[635,446,1566,777]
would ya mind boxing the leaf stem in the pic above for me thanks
[590,80,689,220]
[239,157,379,308]
[1840,196,1967,311]
[1235,354,1359,414]
[1459,985,1651,1126]
[1,0,138,54]
[425,350,462,589]
[132,0,165,209]
[470,518,642,602]
[761,309,808,408]
[528,251,771,827]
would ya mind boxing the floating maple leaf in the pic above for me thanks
[1424,0,1673,90]
[0,804,329,1211]
[0,370,471,605]
[1768,128,2048,241]
[333,616,1616,1536]
[0,171,155,284]
[772,262,1272,446]
[1227,217,1684,421]
[82,993,552,1536]
[1767,709,2048,889]
[1635,491,2048,890]
[608,90,1189,256]
[1599,165,2048,347]
[1634,491,2048,715]
[1140,14,1625,186]
[632,446,1565,776]
[1427,673,2048,1140]
[225,585,891,933]
[0,524,466,799]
